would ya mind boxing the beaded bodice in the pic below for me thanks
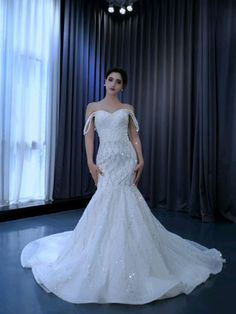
[83,109,139,188]
[83,109,139,141]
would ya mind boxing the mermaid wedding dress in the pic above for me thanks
[21,109,225,304]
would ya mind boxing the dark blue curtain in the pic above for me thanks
[215,0,236,222]
[53,0,236,222]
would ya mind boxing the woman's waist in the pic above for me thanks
[98,135,130,145]
[97,139,136,160]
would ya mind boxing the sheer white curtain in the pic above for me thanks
[0,0,60,207]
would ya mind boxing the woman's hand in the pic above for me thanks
[88,162,103,186]
[133,161,144,185]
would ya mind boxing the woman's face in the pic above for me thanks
[105,72,123,95]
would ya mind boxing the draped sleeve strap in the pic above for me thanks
[127,110,139,132]
[83,111,96,135]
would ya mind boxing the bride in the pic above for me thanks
[21,67,225,305]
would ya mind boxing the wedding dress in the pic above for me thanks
[21,109,225,304]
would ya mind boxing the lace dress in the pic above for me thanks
[21,109,225,304]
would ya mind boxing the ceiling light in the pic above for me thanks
[127,5,133,12]
[108,6,115,13]
[119,7,126,14]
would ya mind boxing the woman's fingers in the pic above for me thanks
[89,164,103,185]
[133,163,143,185]
[96,166,103,175]
[91,172,98,185]
[134,170,141,185]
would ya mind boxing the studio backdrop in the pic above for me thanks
[53,0,236,222]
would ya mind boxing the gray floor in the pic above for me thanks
[0,208,235,314]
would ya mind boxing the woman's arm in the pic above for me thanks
[128,109,144,185]
[84,106,95,166]
[84,104,102,185]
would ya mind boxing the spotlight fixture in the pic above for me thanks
[127,5,133,12]
[108,6,115,13]
[106,0,138,15]
[119,7,126,14]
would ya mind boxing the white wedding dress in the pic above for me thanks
[21,109,225,304]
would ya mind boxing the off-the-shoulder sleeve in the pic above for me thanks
[128,110,139,132]
[83,112,96,135]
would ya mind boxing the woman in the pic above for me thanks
[21,68,225,305]
[84,68,144,187]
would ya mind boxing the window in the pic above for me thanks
[0,0,60,207]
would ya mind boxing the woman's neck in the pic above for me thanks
[103,94,121,106]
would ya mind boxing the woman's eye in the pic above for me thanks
[108,78,113,81]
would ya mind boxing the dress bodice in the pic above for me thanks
[83,109,139,143]
[83,109,140,188]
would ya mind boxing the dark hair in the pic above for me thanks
[105,67,128,88]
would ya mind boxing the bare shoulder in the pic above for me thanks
[86,102,96,111]
[86,102,99,117]
[123,103,134,112]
